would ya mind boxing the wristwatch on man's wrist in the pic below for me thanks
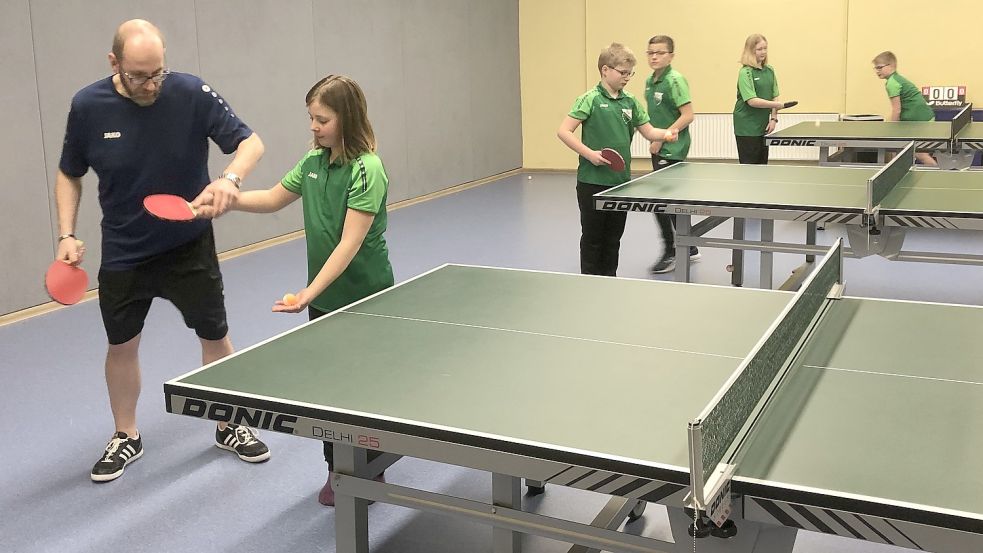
[221,172,242,189]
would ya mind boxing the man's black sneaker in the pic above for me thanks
[689,246,702,261]
[91,432,143,482]
[215,424,270,463]
[650,254,676,274]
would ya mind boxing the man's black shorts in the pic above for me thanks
[98,227,228,345]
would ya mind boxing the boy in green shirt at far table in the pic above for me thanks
[644,34,698,274]
[557,42,676,277]
[873,51,938,167]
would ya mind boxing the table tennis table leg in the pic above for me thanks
[760,219,774,289]
[493,473,522,553]
[674,215,692,283]
[805,222,817,263]
[334,444,371,553]
[731,218,745,287]
[565,497,646,553]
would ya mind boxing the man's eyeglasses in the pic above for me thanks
[121,69,171,86]
[646,50,672,57]
[607,66,635,78]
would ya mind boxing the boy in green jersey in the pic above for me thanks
[644,35,699,274]
[557,42,676,276]
[873,51,938,167]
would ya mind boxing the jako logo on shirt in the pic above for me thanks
[307,172,318,179]
[103,132,121,139]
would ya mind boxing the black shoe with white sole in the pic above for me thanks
[215,424,270,463]
[650,254,676,274]
[91,432,143,482]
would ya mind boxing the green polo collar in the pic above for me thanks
[595,82,623,100]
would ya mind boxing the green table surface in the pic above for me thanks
[173,266,983,519]
[176,266,791,469]
[738,297,983,517]
[955,122,983,142]
[598,162,983,215]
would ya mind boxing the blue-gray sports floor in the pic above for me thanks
[2,171,978,553]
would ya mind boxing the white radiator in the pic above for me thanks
[631,113,840,161]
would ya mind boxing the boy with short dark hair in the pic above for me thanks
[644,35,698,274]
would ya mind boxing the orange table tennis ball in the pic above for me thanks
[282,293,298,306]
[664,130,677,142]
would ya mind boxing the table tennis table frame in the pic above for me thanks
[595,170,983,289]
[164,382,980,553]
[767,135,959,167]
[765,104,979,169]
[164,264,983,553]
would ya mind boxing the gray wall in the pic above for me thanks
[1,0,521,316]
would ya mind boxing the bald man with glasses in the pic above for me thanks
[54,19,269,482]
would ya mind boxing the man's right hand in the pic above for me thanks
[195,178,239,218]
[190,191,218,219]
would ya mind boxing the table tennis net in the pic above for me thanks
[696,243,841,485]
[951,103,973,141]
[868,142,914,211]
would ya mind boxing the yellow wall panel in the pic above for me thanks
[845,0,983,115]
[520,0,976,169]
[520,0,587,169]
[585,0,848,114]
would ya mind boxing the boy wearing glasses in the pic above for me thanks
[55,19,269,482]
[873,51,937,166]
[644,35,698,274]
[557,43,675,276]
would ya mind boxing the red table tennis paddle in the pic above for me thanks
[45,260,88,305]
[143,194,197,221]
[600,148,625,172]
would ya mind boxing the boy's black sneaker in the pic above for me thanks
[91,432,143,482]
[215,424,270,463]
[650,254,676,274]
[689,246,702,261]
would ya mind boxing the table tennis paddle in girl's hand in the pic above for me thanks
[143,194,197,222]
[600,148,625,172]
[45,260,88,305]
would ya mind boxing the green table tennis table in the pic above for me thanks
[596,143,983,288]
[164,244,983,553]
[766,104,979,168]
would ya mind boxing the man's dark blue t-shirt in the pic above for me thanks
[59,72,252,269]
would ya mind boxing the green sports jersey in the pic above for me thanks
[733,64,779,136]
[281,149,394,312]
[886,73,935,122]
[569,83,650,186]
[645,65,692,160]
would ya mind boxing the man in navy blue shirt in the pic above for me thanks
[54,19,269,482]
